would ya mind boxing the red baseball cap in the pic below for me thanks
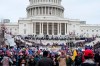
[84,49,94,58]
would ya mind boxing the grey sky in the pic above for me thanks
[0,0,100,24]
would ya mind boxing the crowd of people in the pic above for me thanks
[0,45,100,66]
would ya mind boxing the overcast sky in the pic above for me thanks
[0,0,100,24]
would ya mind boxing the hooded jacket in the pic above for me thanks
[81,59,96,66]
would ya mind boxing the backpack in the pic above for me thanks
[66,57,73,64]
[75,56,82,65]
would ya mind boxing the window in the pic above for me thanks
[73,25,75,27]
[81,30,83,32]
[43,7,45,15]
[15,29,17,31]
[49,8,52,15]
[48,23,52,35]
[92,30,94,32]
[24,29,26,34]
[36,23,40,34]
[10,29,12,32]
[24,24,26,27]
[96,30,98,32]
[54,0,55,3]
[87,30,88,32]
[40,7,42,15]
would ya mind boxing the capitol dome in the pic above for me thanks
[26,0,64,18]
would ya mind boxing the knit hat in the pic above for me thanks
[43,51,48,57]
[84,49,94,58]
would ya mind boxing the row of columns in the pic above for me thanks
[33,22,67,35]
[30,0,60,4]
[27,7,64,17]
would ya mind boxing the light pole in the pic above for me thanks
[0,20,5,47]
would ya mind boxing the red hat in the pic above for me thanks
[84,49,94,58]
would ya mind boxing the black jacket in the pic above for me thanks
[81,63,96,66]
[28,60,36,66]
[36,57,54,66]
[81,59,96,66]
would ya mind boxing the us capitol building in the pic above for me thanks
[1,0,100,38]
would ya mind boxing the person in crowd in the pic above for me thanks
[94,52,100,66]
[1,54,13,66]
[36,51,54,66]
[20,58,26,66]
[28,56,36,66]
[74,53,83,66]
[34,55,40,64]
[0,53,3,66]
[58,51,67,66]
[14,53,19,66]
[18,53,24,66]
[66,55,73,66]
[25,55,30,66]
[10,54,16,66]
[81,49,96,66]
[48,53,53,60]
[53,54,59,66]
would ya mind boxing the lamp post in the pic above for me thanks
[0,20,5,47]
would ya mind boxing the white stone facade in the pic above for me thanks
[3,23,18,35]
[1,0,100,37]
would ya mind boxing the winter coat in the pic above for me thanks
[66,57,73,66]
[58,56,67,66]
[36,57,54,66]
[20,59,26,66]
[1,56,13,66]
[28,59,36,66]
[75,56,82,65]
[94,53,100,62]
[81,59,96,66]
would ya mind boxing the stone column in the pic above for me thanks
[38,7,39,15]
[65,23,66,35]
[33,23,34,34]
[48,7,49,15]
[32,8,33,16]
[56,0,58,4]
[29,9,31,17]
[40,22,41,34]
[27,10,29,17]
[30,9,32,16]
[51,7,53,15]
[51,7,52,15]
[47,7,48,15]
[38,7,40,15]
[60,23,61,35]
[57,23,59,35]
[31,9,32,16]
[56,8,57,16]
[33,8,34,16]
[62,10,64,17]
[66,23,68,34]
[52,23,54,35]
[45,7,46,15]
[59,9,61,17]
[42,7,43,15]
[55,7,56,16]
[42,22,43,34]
[30,9,31,16]
[57,8,58,16]
[35,7,36,15]
[47,23,49,35]
[34,22,36,35]
[40,7,41,15]
[58,9,59,16]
